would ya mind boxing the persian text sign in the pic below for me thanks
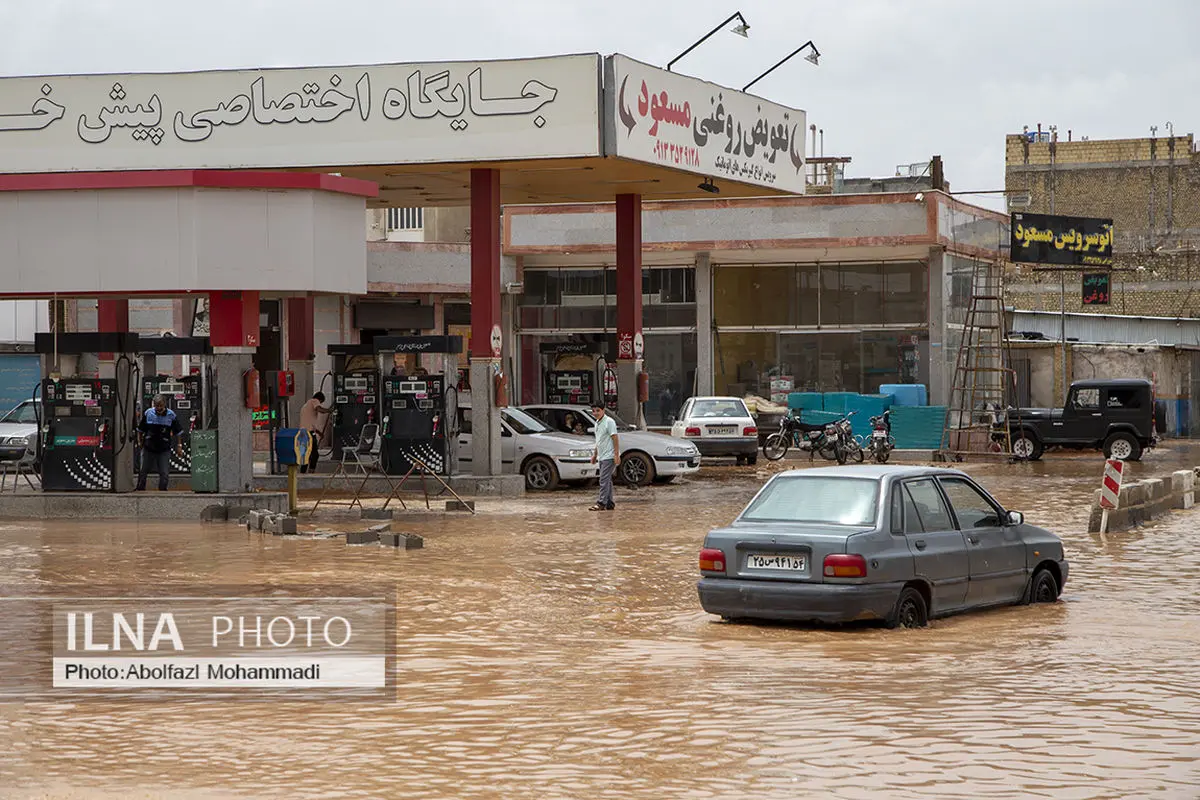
[605,55,806,194]
[0,55,601,173]
[1010,213,1114,267]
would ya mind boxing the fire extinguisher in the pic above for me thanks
[244,368,261,409]
[637,372,650,403]
[493,372,509,408]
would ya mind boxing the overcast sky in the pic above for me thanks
[1,0,1195,211]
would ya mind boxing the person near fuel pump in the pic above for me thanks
[299,391,333,474]
[589,401,620,511]
[137,394,183,491]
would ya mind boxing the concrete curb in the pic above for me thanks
[1088,467,1197,532]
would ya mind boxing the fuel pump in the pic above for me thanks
[330,370,379,461]
[373,335,463,476]
[540,341,604,405]
[40,378,119,492]
[141,374,202,474]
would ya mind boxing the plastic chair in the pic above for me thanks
[0,445,39,492]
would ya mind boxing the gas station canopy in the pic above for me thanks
[0,53,808,206]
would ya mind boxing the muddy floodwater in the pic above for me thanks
[2,447,1200,799]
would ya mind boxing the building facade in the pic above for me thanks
[1005,130,1200,318]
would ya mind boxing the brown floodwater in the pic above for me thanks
[2,445,1199,799]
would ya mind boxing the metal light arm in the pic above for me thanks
[667,12,749,72]
[742,40,820,92]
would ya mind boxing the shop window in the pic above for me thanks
[883,262,928,324]
[715,332,777,397]
[643,332,697,425]
[821,264,884,326]
[714,265,791,326]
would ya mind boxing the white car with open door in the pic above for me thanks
[521,404,701,486]
[671,396,759,465]
[456,403,597,490]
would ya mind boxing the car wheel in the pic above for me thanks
[1011,431,1044,461]
[1028,568,1060,604]
[763,433,789,461]
[887,586,929,629]
[619,451,654,486]
[522,455,560,491]
[1103,432,1142,461]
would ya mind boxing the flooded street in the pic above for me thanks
[2,448,1200,799]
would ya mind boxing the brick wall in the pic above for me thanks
[1005,132,1200,318]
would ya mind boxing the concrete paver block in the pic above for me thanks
[1184,492,1195,509]
[346,531,381,545]
[446,500,476,512]
[361,509,394,520]
[380,532,424,549]
[1144,479,1166,500]
[225,504,253,520]
[1172,470,1195,493]
[368,522,392,533]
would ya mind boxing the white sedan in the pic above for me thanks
[671,396,759,465]
[521,404,701,486]
[456,405,597,490]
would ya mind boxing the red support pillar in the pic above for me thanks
[470,169,502,360]
[209,291,260,349]
[97,298,129,363]
[469,168,503,477]
[286,296,315,361]
[615,193,645,426]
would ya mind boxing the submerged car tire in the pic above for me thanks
[619,451,655,486]
[763,432,790,461]
[1028,568,1060,604]
[522,455,560,491]
[1103,432,1142,461]
[1011,430,1044,461]
[747,453,757,466]
[887,586,929,629]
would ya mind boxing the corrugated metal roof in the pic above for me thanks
[1007,309,1200,347]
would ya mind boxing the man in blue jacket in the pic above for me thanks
[137,394,183,491]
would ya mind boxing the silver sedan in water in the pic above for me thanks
[697,465,1068,628]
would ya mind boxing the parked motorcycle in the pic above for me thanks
[866,410,896,463]
[763,410,838,462]
[834,411,864,464]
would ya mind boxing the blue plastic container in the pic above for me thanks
[879,384,928,407]
[845,394,894,438]
[787,392,824,412]
[822,392,858,415]
[889,406,946,450]
[798,409,843,427]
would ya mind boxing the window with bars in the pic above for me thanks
[386,207,424,231]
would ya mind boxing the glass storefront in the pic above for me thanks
[715,330,929,398]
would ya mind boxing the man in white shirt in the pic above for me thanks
[589,401,620,511]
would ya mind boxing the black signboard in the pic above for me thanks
[538,342,604,355]
[1082,273,1111,305]
[1010,213,1114,267]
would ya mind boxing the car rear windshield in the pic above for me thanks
[691,399,749,418]
[739,476,879,526]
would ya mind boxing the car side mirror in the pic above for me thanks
[1006,510,1024,526]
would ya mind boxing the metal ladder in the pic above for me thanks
[940,258,1020,461]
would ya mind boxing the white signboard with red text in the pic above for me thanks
[0,54,602,173]
[604,55,807,195]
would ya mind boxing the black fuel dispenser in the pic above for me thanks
[330,370,379,461]
[374,335,462,476]
[40,378,119,492]
[540,341,603,405]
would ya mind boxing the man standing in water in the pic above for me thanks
[589,401,620,511]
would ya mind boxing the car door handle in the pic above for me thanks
[967,535,981,545]
[913,540,927,550]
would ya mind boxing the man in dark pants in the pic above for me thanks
[299,391,332,474]
[137,394,183,491]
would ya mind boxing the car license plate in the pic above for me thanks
[873,430,888,438]
[747,553,807,571]
[707,425,737,435]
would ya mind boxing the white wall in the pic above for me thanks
[0,187,366,295]
[0,300,48,343]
